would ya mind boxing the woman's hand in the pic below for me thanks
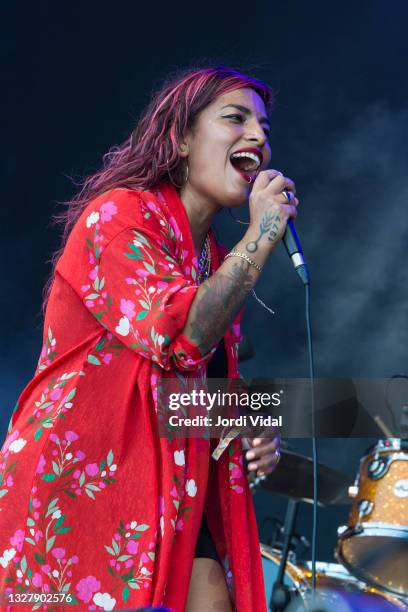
[245,436,281,476]
[245,169,299,254]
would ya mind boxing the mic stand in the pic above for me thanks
[269,498,299,611]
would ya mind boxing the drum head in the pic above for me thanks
[339,533,408,598]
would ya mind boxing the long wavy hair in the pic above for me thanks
[43,65,273,311]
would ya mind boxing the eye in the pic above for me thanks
[224,113,244,123]
[224,114,270,137]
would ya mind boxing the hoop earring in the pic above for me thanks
[166,159,188,189]
[228,208,250,225]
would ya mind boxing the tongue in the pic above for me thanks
[231,157,256,173]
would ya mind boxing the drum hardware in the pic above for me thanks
[357,499,374,517]
[337,438,408,598]
[348,485,358,498]
[248,448,352,506]
[269,499,300,611]
[261,517,310,558]
[261,548,408,611]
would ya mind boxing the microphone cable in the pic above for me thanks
[283,215,318,595]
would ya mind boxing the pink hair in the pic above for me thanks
[43,65,273,311]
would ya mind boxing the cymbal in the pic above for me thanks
[249,449,352,506]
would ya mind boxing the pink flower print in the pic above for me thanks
[34,529,43,543]
[234,485,244,493]
[170,486,178,498]
[5,475,13,487]
[85,463,99,477]
[140,552,149,563]
[65,431,79,442]
[120,298,136,319]
[10,529,25,552]
[73,469,81,479]
[32,498,41,509]
[88,252,96,265]
[33,512,39,520]
[125,559,134,568]
[76,450,86,460]
[100,200,118,223]
[147,201,158,212]
[81,284,91,293]
[70,555,79,564]
[136,269,149,277]
[126,540,138,555]
[50,387,63,401]
[231,466,242,479]
[85,300,95,308]
[157,281,169,289]
[52,547,66,560]
[50,433,59,443]
[102,353,112,364]
[114,533,121,541]
[88,268,98,281]
[76,575,101,604]
[35,453,46,475]
[175,519,184,532]
[41,564,51,575]
[32,572,43,588]
[159,496,164,514]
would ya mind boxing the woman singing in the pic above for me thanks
[0,66,298,611]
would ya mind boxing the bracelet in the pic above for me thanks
[224,251,263,272]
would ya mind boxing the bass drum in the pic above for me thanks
[261,545,408,611]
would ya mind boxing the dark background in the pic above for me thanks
[2,0,408,568]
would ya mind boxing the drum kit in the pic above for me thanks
[248,439,408,611]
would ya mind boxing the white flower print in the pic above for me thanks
[8,438,27,453]
[86,211,100,228]
[186,479,197,497]
[115,316,130,337]
[0,547,16,568]
[174,450,185,466]
[93,592,116,611]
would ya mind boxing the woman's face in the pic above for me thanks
[180,87,272,208]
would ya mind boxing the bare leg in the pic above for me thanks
[186,558,233,612]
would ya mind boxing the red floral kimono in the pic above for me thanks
[0,182,266,611]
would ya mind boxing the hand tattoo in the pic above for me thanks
[246,211,281,252]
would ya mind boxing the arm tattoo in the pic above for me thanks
[186,259,254,355]
[246,211,281,253]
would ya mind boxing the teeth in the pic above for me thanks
[230,151,261,168]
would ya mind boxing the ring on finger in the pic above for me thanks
[274,449,281,463]
[282,189,292,202]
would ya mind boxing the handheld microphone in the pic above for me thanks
[283,219,310,285]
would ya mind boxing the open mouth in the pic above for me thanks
[230,150,262,184]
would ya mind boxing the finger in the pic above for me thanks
[264,174,297,197]
[248,451,280,472]
[251,169,284,193]
[246,439,279,461]
[281,203,298,220]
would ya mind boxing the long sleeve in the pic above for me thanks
[57,188,217,371]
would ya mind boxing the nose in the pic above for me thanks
[244,119,268,148]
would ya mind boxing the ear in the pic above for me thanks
[179,140,189,158]
[179,129,191,158]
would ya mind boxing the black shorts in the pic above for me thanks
[194,513,219,561]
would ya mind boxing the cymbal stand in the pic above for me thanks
[269,498,300,611]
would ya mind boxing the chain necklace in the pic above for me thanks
[198,233,211,284]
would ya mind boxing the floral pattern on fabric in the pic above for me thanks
[0,184,267,611]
